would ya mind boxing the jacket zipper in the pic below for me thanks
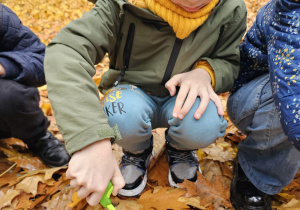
[161,38,183,85]
[113,23,136,87]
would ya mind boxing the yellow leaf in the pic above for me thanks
[67,191,83,208]
[277,193,296,201]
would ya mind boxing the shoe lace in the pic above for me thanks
[122,155,145,168]
[169,150,197,164]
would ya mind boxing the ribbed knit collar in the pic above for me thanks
[129,0,219,39]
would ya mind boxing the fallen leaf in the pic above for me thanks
[178,172,231,209]
[138,187,189,210]
[17,166,67,181]
[16,174,55,196]
[0,188,21,209]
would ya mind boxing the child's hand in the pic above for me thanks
[66,139,125,206]
[165,68,224,120]
[0,63,6,76]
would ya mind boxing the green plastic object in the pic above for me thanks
[99,181,116,210]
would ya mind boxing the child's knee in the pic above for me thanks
[168,116,227,149]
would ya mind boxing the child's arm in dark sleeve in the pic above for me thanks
[0,4,46,87]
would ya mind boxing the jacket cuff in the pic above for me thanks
[194,60,216,89]
[0,57,21,79]
[97,124,122,144]
[66,124,122,155]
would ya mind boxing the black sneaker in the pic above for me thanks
[118,144,153,197]
[27,131,70,167]
[166,143,200,187]
[230,158,271,210]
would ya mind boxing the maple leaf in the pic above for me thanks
[178,172,231,209]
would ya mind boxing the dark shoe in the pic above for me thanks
[230,159,272,210]
[27,131,70,167]
[166,143,200,187]
[118,143,153,197]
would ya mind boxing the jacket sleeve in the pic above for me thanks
[44,0,122,155]
[268,0,300,150]
[0,4,46,87]
[200,0,247,94]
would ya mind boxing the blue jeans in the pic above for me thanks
[102,84,227,153]
[227,74,300,195]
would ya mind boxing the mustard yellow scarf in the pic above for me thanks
[129,0,219,39]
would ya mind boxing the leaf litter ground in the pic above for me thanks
[1,0,300,209]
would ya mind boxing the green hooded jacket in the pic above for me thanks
[44,0,247,154]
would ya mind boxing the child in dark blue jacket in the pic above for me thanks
[227,0,300,209]
[0,4,70,167]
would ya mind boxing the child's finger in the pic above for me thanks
[194,92,210,119]
[173,85,189,118]
[70,178,79,189]
[86,192,102,206]
[165,76,180,96]
[111,165,125,196]
[77,186,91,199]
[178,89,198,119]
[210,93,224,116]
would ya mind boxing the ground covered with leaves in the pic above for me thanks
[1,0,300,209]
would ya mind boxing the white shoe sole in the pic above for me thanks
[118,171,148,197]
[168,165,202,188]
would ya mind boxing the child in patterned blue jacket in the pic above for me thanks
[228,0,300,209]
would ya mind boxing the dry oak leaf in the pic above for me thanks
[275,198,300,209]
[15,180,64,209]
[202,143,234,162]
[178,172,231,209]
[0,147,46,170]
[41,185,74,210]
[17,166,67,182]
[0,188,21,209]
[137,186,189,210]
[178,196,210,209]
[0,167,19,188]
[16,174,56,196]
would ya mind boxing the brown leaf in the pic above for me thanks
[0,167,19,188]
[148,151,170,187]
[112,197,142,210]
[177,196,208,209]
[137,186,189,210]
[178,172,231,209]
[17,166,67,182]
[15,180,64,209]
[0,147,46,170]
[16,174,55,196]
